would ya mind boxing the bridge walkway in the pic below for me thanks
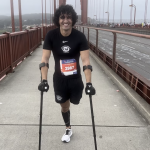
[0,43,150,150]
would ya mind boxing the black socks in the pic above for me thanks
[61,110,70,127]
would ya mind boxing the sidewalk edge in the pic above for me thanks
[90,50,150,125]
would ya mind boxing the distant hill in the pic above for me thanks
[0,13,81,21]
[1,13,150,25]
[0,14,51,21]
[22,13,50,20]
[0,13,82,28]
[0,15,10,20]
[1,14,149,24]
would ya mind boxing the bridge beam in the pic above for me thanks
[80,0,88,25]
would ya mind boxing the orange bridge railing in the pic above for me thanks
[0,27,42,79]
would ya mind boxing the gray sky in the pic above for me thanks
[0,0,149,22]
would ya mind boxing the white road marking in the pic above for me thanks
[121,44,135,49]
[116,57,123,60]
[137,63,145,67]
[123,59,129,62]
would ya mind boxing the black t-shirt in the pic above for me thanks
[43,28,89,79]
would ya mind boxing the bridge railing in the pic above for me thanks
[43,25,56,40]
[0,27,41,79]
[76,25,150,105]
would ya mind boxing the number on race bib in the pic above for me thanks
[60,59,77,76]
[65,66,74,70]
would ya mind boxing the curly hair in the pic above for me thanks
[53,4,78,27]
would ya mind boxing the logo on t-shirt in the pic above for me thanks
[61,45,71,53]
[62,41,68,43]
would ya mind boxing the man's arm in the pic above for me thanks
[80,50,91,83]
[41,49,51,80]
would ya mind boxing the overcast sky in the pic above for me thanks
[0,0,149,22]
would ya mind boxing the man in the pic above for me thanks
[38,5,95,143]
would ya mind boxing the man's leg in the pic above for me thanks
[60,100,72,142]
[60,100,71,129]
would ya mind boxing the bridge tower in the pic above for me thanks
[59,0,66,6]
[80,0,88,24]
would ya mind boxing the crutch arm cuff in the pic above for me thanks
[39,62,49,70]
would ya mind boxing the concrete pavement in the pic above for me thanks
[0,44,150,150]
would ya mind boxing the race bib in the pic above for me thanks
[60,59,77,76]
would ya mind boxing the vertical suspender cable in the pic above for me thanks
[52,0,53,25]
[120,0,123,24]
[10,0,15,32]
[89,0,90,24]
[130,0,133,23]
[144,0,148,23]
[113,0,115,23]
[93,0,94,24]
[91,0,93,24]
[99,0,101,24]
[103,0,105,24]
[41,0,43,27]
[54,0,56,13]
[51,0,52,25]
[96,0,97,23]
[50,0,51,25]
[93,0,94,23]
[108,0,109,24]
[45,0,47,25]
[18,0,22,31]
[94,0,96,24]
[87,0,89,24]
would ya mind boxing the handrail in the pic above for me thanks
[0,34,8,39]
[80,25,150,39]
[76,25,150,104]
[10,31,27,36]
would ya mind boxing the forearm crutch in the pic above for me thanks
[38,63,49,150]
[89,95,97,150]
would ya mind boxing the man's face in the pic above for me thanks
[59,13,72,31]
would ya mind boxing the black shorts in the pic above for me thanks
[53,75,84,104]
